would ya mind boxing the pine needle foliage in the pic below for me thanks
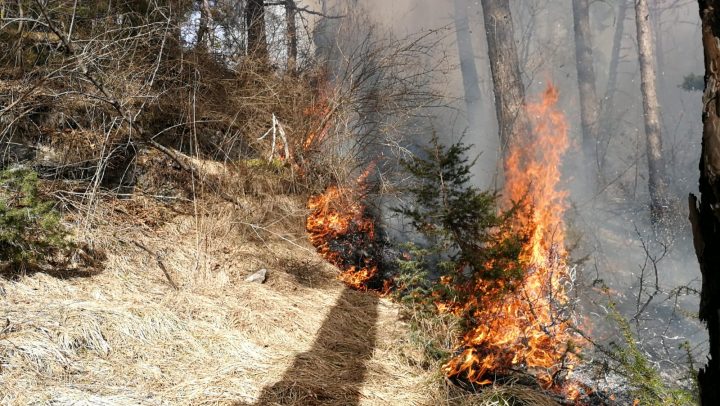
[393,134,523,308]
[0,168,73,268]
[607,303,697,405]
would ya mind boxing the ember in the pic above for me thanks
[442,85,583,397]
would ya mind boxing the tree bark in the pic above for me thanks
[454,0,483,126]
[480,0,527,157]
[599,0,628,171]
[691,3,720,404]
[196,0,212,50]
[634,0,670,221]
[246,0,268,62]
[572,0,601,184]
[285,0,298,72]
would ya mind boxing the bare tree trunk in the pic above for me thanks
[14,0,24,73]
[572,0,601,184]
[480,0,527,157]
[196,0,212,50]
[691,3,720,404]
[634,0,670,221]
[455,0,496,183]
[166,1,185,60]
[651,2,668,106]
[454,0,482,125]
[599,0,628,171]
[246,0,268,62]
[285,0,298,72]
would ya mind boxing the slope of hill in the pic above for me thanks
[0,191,435,405]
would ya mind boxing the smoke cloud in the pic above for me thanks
[314,0,707,364]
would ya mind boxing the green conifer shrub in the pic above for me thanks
[0,168,74,269]
[393,135,524,313]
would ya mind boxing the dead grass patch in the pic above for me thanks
[0,195,437,405]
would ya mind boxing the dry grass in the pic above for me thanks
[0,193,438,405]
[0,153,567,406]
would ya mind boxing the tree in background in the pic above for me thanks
[285,0,298,72]
[454,0,500,186]
[480,0,528,160]
[246,0,268,62]
[598,0,629,172]
[196,0,213,50]
[572,0,601,185]
[690,2,720,404]
[634,0,671,222]
[453,0,482,137]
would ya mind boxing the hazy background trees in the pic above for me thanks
[572,0,601,185]
[314,0,708,385]
[634,0,672,222]
[692,1,720,403]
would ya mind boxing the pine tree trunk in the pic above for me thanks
[651,2,668,110]
[603,0,627,121]
[196,0,212,50]
[285,0,298,72]
[480,0,527,156]
[691,3,720,404]
[572,0,601,184]
[246,0,268,62]
[455,0,498,184]
[166,1,185,60]
[454,0,483,124]
[634,0,670,221]
[599,0,628,171]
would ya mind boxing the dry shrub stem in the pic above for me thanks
[34,1,247,210]
[130,239,179,291]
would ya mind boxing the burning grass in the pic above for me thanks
[305,169,384,290]
[300,85,587,401]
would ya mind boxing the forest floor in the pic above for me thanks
[0,194,436,405]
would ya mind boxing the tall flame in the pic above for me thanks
[442,85,581,394]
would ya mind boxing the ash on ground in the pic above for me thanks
[571,350,697,405]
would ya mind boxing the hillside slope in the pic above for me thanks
[0,194,434,405]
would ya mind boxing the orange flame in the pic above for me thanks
[442,85,582,397]
[306,168,380,289]
[303,87,333,151]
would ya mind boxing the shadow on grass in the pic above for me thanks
[248,286,379,405]
[0,247,105,280]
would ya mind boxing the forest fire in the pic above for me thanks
[303,84,333,152]
[305,170,381,290]
[442,85,583,397]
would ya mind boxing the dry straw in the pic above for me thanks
[0,194,436,405]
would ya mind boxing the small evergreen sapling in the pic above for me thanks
[393,135,524,309]
[0,168,73,269]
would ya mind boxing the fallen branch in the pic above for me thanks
[130,240,179,291]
